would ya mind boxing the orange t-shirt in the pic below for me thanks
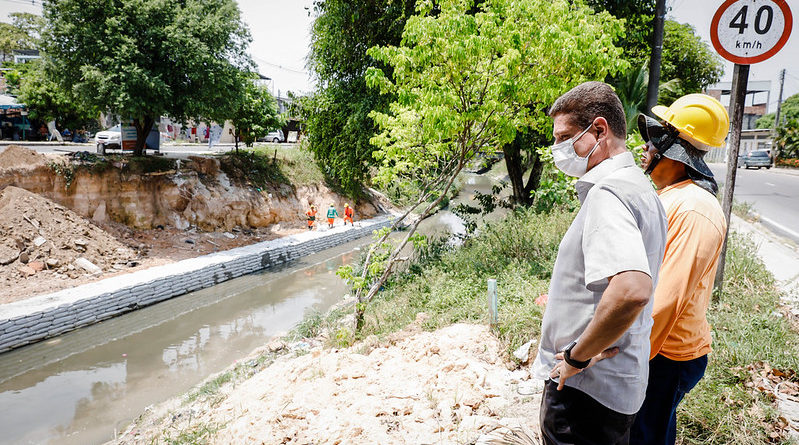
[650,179,726,361]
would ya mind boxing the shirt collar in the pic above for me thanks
[575,151,636,202]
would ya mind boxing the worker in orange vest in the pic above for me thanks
[305,205,317,230]
[343,203,354,226]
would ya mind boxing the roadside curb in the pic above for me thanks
[730,214,799,307]
[0,215,394,353]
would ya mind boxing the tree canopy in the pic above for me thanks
[43,0,253,155]
[658,20,724,104]
[340,0,626,329]
[757,93,799,129]
[0,12,44,61]
[584,0,655,68]
[16,59,99,129]
[306,0,416,197]
[230,81,284,149]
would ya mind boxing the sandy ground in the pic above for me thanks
[116,319,544,444]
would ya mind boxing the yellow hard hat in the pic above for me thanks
[344,203,349,207]
[651,94,729,148]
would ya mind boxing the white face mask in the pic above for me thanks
[551,124,601,178]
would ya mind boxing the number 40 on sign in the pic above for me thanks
[711,0,793,65]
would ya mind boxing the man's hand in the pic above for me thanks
[549,347,620,390]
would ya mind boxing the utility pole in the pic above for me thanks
[714,63,750,298]
[646,0,667,114]
[774,69,786,128]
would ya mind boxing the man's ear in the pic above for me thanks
[592,117,610,139]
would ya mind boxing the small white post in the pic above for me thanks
[487,278,498,328]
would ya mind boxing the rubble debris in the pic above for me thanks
[0,186,137,303]
[74,257,102,275]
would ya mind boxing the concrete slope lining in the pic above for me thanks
[0,215,394,353]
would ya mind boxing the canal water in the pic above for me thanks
[0,170,502,445]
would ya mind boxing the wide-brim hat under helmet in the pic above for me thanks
[638,114,717,193]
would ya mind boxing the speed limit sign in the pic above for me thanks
[711,0,793,64]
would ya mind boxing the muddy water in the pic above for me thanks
[0,240,363,445]
[0,171,502,445]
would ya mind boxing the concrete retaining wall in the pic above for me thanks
[0,215,394,353]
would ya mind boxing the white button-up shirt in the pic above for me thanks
[532,151,668,415]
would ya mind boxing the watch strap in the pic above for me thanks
[563,341,591,369]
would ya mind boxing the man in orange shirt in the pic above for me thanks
[306,205,317,230]
[630,94,730,445]
[343,203,354,226]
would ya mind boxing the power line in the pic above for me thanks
[0,0,43,7]
[252,56,308,75]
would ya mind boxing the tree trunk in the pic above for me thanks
[133,116,155,157]
[502,130,548,206]
[524,156,544,206]
[502,141,529,206]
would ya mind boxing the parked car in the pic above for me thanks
[265,129,284,143]
[95,125,121,153]
[741,150,772,169]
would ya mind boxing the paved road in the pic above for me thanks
[0,142,288,157]
[709,163,799,243]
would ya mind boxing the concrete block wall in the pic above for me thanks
[0,215,394,353]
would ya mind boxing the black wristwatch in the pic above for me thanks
[563,341,591,369]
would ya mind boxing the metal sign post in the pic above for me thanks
[710,0,793,295]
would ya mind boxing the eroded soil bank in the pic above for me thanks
[0,145,383,303]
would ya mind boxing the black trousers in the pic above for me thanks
[540,379,636,445]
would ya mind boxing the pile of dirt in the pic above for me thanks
[0,145,49,170]
[118,322,543,444]
[0,186,138,302]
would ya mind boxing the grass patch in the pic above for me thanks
[163,422,222,445]
[676,232,799,444]
[252,143,325,187]
[732,200,754,220]
[357,206,574,357]
[218,144,327,191]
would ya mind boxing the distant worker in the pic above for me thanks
[631,94,730,445]
[326,204,339,228]
[306,205,317,230]
[343,203,354,226]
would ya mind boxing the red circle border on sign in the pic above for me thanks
[711,0,793,64]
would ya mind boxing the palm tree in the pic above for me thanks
[614,65,649,132]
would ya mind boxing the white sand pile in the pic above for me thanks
[119,322,543,444]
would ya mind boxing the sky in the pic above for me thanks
[1,0,797,107]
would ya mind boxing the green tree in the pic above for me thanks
[8,12,44,50]
[307,0,416,197]
[16,59,99,128]
[774,120,799,159]
[658,20,724,104]
[337,0,626,331]
[43,0,253,156]
[756,93,799,129]
[230,81,284,150]
[584,0,656,68]
[0,13,44,62]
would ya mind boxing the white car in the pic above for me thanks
[265,129,284,143]
[95,125,121,153]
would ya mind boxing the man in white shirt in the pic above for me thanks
[532,81,668,445]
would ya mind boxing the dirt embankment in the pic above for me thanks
[0,145,382,303]
[116,320,542,444]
